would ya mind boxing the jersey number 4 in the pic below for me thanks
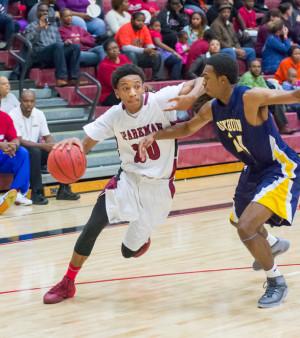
[132,141,161,163]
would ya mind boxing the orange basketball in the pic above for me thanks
[47,145,87,184]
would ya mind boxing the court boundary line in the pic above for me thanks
[0,263,299,296]
[0,202,232,246]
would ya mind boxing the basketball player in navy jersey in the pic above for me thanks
[139,53,300,308]
[43,64,203,304]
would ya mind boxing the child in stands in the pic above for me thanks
[149,18,183,80]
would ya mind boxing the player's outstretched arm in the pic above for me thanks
[53,136,98,154]
[243,87,300,125]
[139,101,212,161]
[164,77,205,112]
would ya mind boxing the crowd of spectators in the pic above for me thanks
[2,0,300,210]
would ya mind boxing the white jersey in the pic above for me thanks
[84,83,184,179]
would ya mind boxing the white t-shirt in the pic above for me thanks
[0,93,19,114]
[84,84,184,179]
[105,10,131,35]
[9,106,50,142]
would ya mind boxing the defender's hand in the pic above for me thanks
[138,134,155,162]
[164,95,195,111]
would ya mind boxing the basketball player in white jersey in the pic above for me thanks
[43,64,203,304]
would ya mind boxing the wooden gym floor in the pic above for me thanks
[0,173,300,338]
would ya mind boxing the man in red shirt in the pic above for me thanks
[0,110,31,208]
[115,12,162,80]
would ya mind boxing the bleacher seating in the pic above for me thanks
[2,1,300,194]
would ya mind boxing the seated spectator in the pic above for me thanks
[186,38,221,79]
[175,31,189,66]
[279,2,300,44]
[183,12,208,46]
[0,76,19,113]
[282,67,300,119]
[56,0,106,37]
[239,58,295,134]
[186,28,212,70]
[239,58,269,87]
[275,46,300,84]
[184,0,207,14]
[9,90,80,204]
[255,8,281,57]
[156,0,189,49]
[128,0,160,18]
[24,3,81,87]
[97,39,132,106]
[238,0,257,30]
[59,9,105,67]
[210,3,256,62]
[0,0,20,49]
[262,19,291,75]
[149,18,182,80]
[206,0,246,31]
[0,110,32,205]
[28,0,59,24]
[105,0,131,36]
[115,12,162,80]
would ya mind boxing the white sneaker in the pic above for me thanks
[15,192,33,206]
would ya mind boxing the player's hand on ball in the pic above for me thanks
[53,137,83,152]
[139,133,155,161]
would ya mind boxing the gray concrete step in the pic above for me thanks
[44,107,88,121]
[52,130,117,152]
[11,88,55,100]
[36,97,69,108]
[87,150,120,167]
[0,70,12,78]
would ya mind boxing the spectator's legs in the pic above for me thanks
[242,47,256,63]
[64,44,81,80]
[72,16,88,31]
[122,51,138,64]
[33,43,68,80]
[269,105,288,131]
[86,18,106,37]
[0,147,30,194]
[164,54,183,80]
[162,32,178,49]
[136,53,162,80]
[221,48,237,60]
[0,14,15,45]
[25,146,48,194]
[80,46,105,66]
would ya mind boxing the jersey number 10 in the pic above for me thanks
[132,141,161,163]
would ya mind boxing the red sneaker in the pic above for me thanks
[43,276,76,304]
[133,238,151,258]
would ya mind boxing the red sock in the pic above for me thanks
[65,263,81,281]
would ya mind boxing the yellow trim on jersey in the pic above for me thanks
[254,138,297,223]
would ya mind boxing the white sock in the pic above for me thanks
[265,264,282,278]
[266,233,278,247]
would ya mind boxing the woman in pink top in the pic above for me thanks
[97,39,132,106]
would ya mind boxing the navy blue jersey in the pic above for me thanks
[211,85,300,170]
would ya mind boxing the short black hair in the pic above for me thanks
[103,38,117,52]
[111,64,145,88]
[206,53,238,84]
[131,11,145,20]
